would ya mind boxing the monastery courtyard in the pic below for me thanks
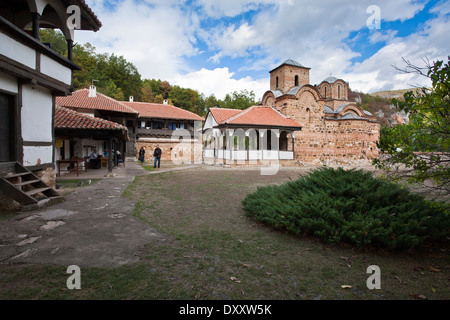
[0,160,448,300]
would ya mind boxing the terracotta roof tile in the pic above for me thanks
[124,101,204,121]
[209,108,243,124]
[56,89,138,114]
[55,105,128,131]
[210,106,302,128]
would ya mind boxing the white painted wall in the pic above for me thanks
[23,146,53,166]
[0,31,36,69]
[203,112,218,130]
[0,71,18,93]
[21,84,53,142]
[40,54,72,85]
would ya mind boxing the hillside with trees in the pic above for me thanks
[41,29,411,122]
[40,29,257,117]
[348,88,408,127]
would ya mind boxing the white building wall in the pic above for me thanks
[40,55,73,85]
[23,146,53,166]
[0,71,18,93]
[0,32,36,69]
[21,84,53,142]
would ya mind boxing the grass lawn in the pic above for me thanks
[0,167,448,300]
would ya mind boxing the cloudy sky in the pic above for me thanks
[76,0,450,100]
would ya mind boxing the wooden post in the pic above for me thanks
[67,39,73,61]
[31,13,40,40]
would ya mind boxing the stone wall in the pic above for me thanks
[271,86,380,166]
[34,166,56,189]
[135,139,203,164]
[270,65,310,93]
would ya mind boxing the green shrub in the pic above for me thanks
[242,167,449,249]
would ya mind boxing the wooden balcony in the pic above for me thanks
[137,128,196,137]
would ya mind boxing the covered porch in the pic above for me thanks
[203,127,297,164]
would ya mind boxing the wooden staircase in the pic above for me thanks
[0,162,62,207]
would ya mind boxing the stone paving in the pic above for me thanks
[0,159,197,268]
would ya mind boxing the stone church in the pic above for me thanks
[260,59,380,165]
[204,59,380,166]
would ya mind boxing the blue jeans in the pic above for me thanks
[154,157,160,168]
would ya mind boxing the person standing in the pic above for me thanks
[88,149,100,169]
[138,147,145,163]
[153,145,162,168]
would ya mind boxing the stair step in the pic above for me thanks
[4,172,33,179]
[25,187,52,196]
[14,179,41,187]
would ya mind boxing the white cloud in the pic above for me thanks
[346,9,450,93]
[172,67,268,100]
[76,0,200,80]
[76,0,449,101]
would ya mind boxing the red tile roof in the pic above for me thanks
[56,89,138,114]
[55,105,128,132]
[209,108,242,124]
[209,106,302,128]
[124,101,204,121]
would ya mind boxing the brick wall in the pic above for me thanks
[271,86,380,166]
[135,139,202,163]
[270,65,310,93]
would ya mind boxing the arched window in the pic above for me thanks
[324,87,327,98]
[338,85,341,99]
[306,108,311,123]
[294,75,299,87]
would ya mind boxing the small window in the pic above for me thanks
[276,76,279,88]
[324,87,327,98]
[338,85,341,99]
[294,75,299,87]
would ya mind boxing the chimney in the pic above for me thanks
[129,96,134,102]
[88,85,97,97]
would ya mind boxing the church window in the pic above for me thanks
[295,75,299,87]
[276,76,279,88]
[324,87,327,98]
[338,85,341,99]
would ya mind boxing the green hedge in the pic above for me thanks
[242,167,449,249]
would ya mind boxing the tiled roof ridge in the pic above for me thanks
[55,105,127,130]
[123,101,204,120]
[224,105,258,124]
[74,0,102,30]
[136,101,203,118]
[58,89,138,114]
[79,88,138,114]
[210,106,242,111]
[209,107,243,124]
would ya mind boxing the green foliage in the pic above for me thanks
[218,90,258,110]
[40,30,259,117]
[39,29,67,56]
[374,57,450,194]
[242,167,449,249]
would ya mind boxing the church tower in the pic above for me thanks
[269,59,311,94]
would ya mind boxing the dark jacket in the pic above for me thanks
[153,147,162,158]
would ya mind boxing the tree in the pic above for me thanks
[373,57,450,197]
[39,29,67,57]
[169,85,202,114]
[218,90,258,110]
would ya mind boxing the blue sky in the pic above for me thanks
[77,0,450,99]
